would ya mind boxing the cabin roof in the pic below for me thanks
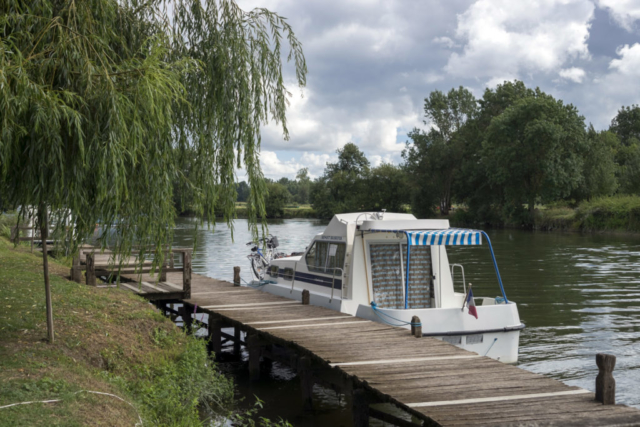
[322,212,449,237]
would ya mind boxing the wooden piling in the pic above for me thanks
[302,289,310,305]
[411,315,422,338]
[182,251,192,299]
[247,333,261,381]
[234,327,242,356]
[208,318,222,356]
[86,253,96,287]
[596,353,616,405]
[179,304,193,334]
[234,266,241,287]
[299,356,314,409]
[352,388,369,427]
[160,258,167,282]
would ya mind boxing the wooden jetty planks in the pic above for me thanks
[113,269,640,426]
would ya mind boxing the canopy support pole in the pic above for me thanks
[404,231,411,309]
[480,231,508,303]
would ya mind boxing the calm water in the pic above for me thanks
[173,217,640,424]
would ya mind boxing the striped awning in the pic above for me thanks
[408,229,482,245]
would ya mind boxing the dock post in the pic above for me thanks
[160,258,167,282]
[234,266,241,286]
[207,318,222,357]
[179,304,193,334]
[352,388,369,427]
[86,253,96,287]
[596,353,616,405]
[411,316,422,338]
[182,251,192,299]
[234,327,242,356]
[302,289,310,305]
[299,356,314,410]
[71,255,82,283]
[247,333,261,381]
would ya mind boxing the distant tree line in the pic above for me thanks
[174,80,640,223]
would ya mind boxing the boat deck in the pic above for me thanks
[117,270,640,426]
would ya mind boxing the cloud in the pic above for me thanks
[258,151,335,180]
[433,36,459,49]
[610,43,640,75]
[559,67,587,82]
[445,0,594,83]
[597,0,640,31]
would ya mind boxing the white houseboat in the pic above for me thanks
[253,212,524,363]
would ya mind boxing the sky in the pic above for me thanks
[235,0,640,180]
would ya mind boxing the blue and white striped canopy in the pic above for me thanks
[408,228,482,245]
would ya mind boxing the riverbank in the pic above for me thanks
[450,195,640,234]
[0,237,234,425]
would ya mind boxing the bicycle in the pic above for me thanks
[246,235,284,280]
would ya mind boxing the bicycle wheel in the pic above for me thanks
[251,256,266,280]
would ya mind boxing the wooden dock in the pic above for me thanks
[80,258,640,426]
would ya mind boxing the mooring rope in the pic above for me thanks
[370,302,422,328]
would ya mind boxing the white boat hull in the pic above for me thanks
[255,283,523,363]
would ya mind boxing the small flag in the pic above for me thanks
[467,288,478,319]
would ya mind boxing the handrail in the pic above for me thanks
[328,267,344,303]
[450,263,466,295]
[290,261,298,294]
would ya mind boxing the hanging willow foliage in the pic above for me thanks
[0,0,306,259]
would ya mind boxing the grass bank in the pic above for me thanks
[0,237,234,426]
[536,196,640,233]
[450,195,640,233]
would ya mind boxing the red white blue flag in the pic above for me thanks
[467,288,478,319]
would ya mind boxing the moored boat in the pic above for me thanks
[250,212,524,363]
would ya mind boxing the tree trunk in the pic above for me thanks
[528,196,536,225]
[40,205,54,343]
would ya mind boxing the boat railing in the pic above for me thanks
[450,263,466,295]
[290,261,298,294]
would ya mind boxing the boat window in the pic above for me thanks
[268,265,279,278]
[402,245,432,309]
[283,268,295,281]
[369,244,404,309]
[305,241,346,274]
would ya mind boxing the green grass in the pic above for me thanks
[575,195,640,232]
[0,237,234,426]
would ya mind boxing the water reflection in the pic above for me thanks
[173,218,640,424]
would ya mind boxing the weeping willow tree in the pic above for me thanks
[0,0,307,342]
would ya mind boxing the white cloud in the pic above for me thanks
[258,151,335,180]
[433,36,459,49]
[597,0,640,31]
[609,43,640,75]
[559,67,587,82]
[445,0,594,83]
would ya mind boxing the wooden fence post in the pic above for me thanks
[302,289,310,305]
[596,353,616,405]
[86,253,96,287]
[352,388,369,427]
[182,251,192,299]
[234,266,241,286]
[411,315,422,338]
[71,255,82,283]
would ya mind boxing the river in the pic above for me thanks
[173,217,640,425]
